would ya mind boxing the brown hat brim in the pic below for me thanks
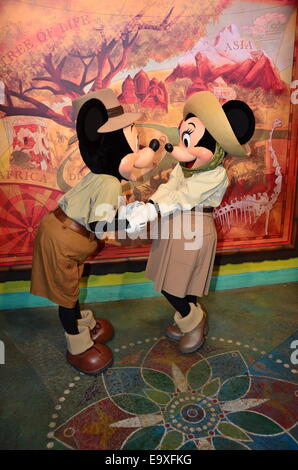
[98,112,142,133]
[183,91,251,157]
[68,111,143,145]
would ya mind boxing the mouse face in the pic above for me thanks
[177,116,214,169]
[165,96,256,167]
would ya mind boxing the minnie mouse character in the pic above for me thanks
[30,88,159,374]
[126,91,255,354]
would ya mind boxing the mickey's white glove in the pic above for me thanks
[126,202,158,233]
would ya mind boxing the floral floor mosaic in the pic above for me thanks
[0,283,297,450]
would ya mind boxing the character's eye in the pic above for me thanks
[182,129,193,148]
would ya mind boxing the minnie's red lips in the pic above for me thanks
[186,158,196,169]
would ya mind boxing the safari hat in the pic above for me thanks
[69,88,142,145]
[183,91,251,157]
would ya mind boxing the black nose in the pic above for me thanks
[165,143,173,153]
[149,139,160,152]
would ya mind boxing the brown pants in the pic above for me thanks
[30,212,98,308]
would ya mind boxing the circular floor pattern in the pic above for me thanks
[46,334,298,450]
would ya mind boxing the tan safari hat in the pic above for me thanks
[183,91,251,157]
[68,88,142,145]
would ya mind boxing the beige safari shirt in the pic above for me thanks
[151,163,229,216]
[58,172,122,229]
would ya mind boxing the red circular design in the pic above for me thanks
[0,183,63,264]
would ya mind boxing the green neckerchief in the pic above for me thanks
[181,142,226,178]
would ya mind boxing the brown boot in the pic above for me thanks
[165,317,183,342]
[174,303,208,354]
[78,310,114,344]
[166,302,202,342]
[65,326,113,375]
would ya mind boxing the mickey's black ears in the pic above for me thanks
[76,98,108,172]
[76,98,108,143]
[222,100,255,145]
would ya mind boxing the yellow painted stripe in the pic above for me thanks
[0,280,31,293]
[80,272,150,287]
[0,258,297,294]
[0,272,151,294]
[215,258,298,276]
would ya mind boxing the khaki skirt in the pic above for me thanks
[30,212,98,308]
[145,211,217,298]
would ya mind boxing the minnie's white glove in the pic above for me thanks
[118,200,144,220]
[126,202,158,233]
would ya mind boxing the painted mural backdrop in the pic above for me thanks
[0,0,297,266]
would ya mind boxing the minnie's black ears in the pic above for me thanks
[222,100,255,145]
[76,98,108,143]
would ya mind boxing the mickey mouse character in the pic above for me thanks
[126,91,255,354]
[30,88,159,374]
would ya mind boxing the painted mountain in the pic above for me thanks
[212,51,286,94]
[166,24,287,95]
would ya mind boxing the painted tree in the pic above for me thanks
[0,0,231,129]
